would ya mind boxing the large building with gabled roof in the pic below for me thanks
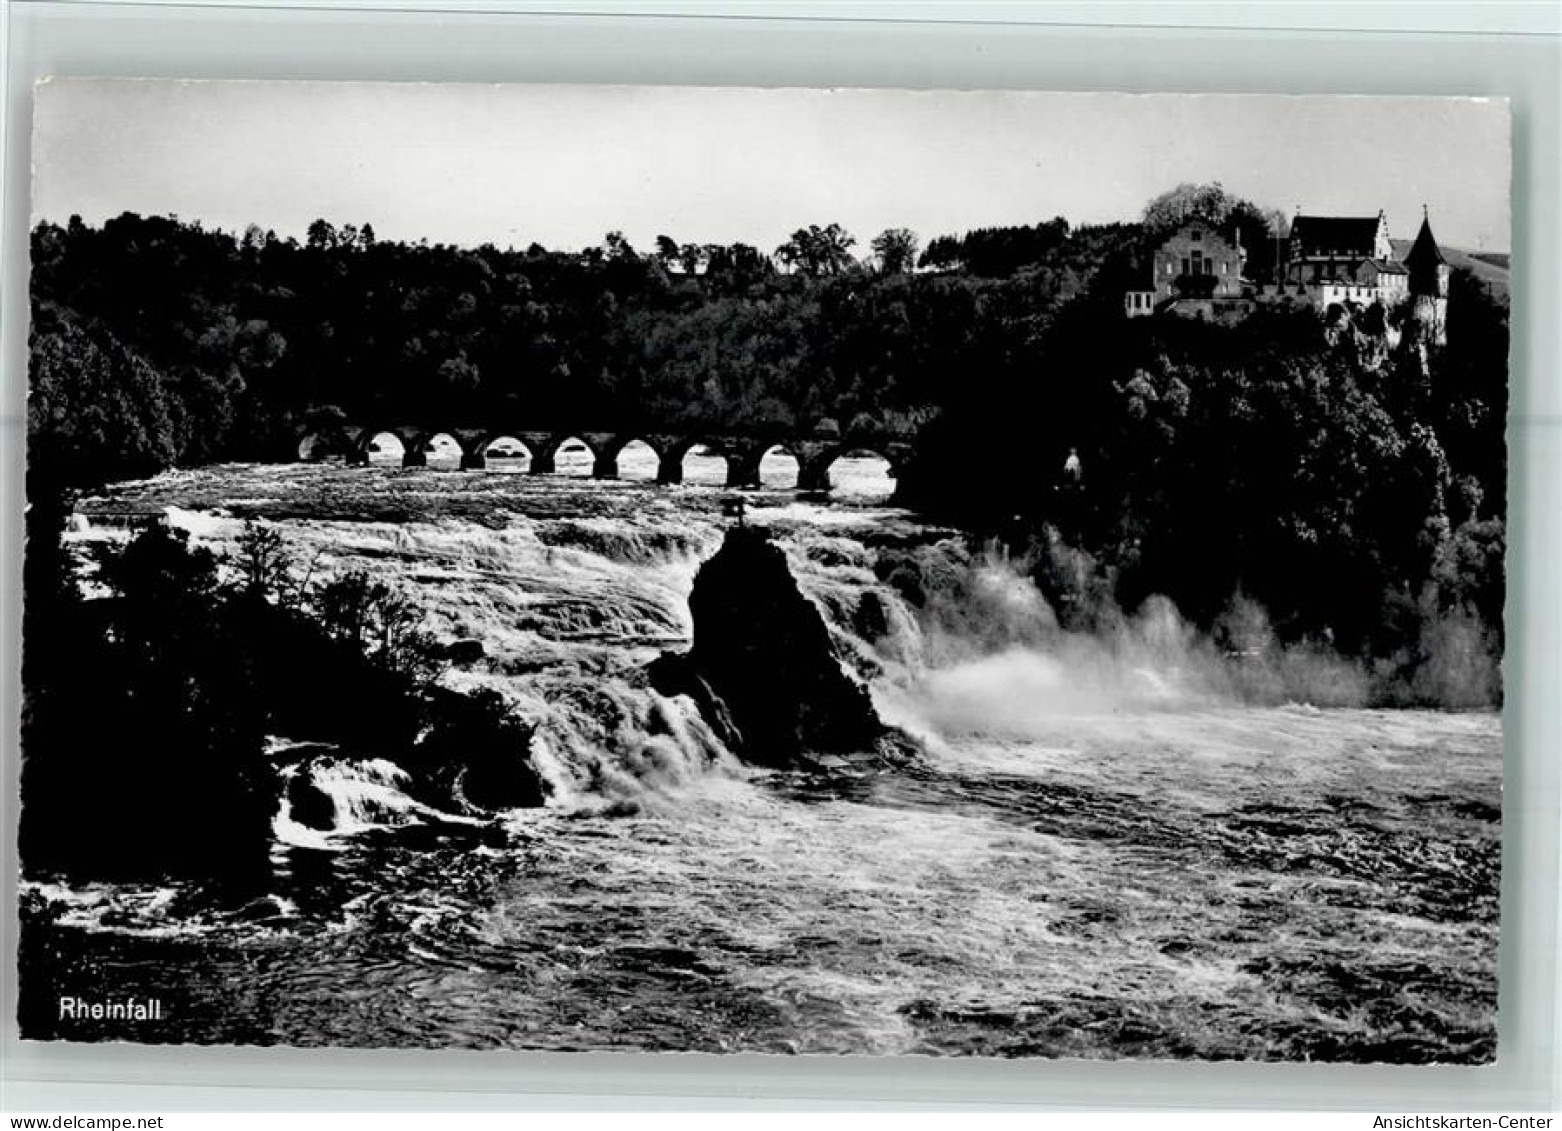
[1125,206,1451,344]
[1287,211,1394,264]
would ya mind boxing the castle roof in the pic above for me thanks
[1289,215,1382,257]
[1404,214,1446,270]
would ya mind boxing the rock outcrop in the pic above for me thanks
[406,687,549,811]
[654,526,898,768]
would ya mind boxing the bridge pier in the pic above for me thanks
[402,449,427,468]
[656,455,684,485]
[592,455,618,479]
[530,451,556,475]
[725,450,762,489]
[792,442,835,492]
[797,458,832,492]
[460,452,487,471]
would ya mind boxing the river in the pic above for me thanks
[18,459,1501,1060]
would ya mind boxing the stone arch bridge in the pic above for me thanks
[295,422,916,492]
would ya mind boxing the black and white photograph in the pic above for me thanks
[17,81,1509,1061]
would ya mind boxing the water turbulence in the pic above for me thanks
[24,463,1499,1061]
[275,754,464,846]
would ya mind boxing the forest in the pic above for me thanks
[28,183,1510,701]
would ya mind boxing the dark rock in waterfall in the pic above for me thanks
[646,652,744,752]
[670,526,903,768]
[286,769,337,832]
[441,638,487,666]
[853,590,894,642]
[405,687,549,811]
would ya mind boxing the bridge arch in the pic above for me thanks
[539,433,600,477]
[592,433,661,463]
[658,436,732,486]
[420,431,466,470]
[355,427,484,469]
[807,443,901,500]
[480,433,535,472]
[355,428,421,467]
[297,424,354,462]
[754,443,802,489]
[606,437,662,481]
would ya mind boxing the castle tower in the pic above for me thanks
[1404,206,1450,345]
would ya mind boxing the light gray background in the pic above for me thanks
[2,0,1558,1113]
[28,83,1514,251]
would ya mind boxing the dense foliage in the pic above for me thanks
[27,212,1146,468]
[19,510,545,884]
[28,189,1509,702]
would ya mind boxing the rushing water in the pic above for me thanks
[19,461,1501,1060]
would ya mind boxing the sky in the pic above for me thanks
[32,80,1511,253]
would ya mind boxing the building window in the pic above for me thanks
[1221,261,1228,274]
[1181,257,1190,275]
[1191,230,1202,241]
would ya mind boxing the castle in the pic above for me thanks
[1124,208,1450,343]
